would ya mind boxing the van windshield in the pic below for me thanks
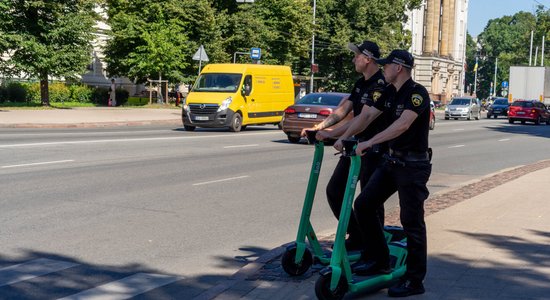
[450,98,471,105]
[192,73,242,92]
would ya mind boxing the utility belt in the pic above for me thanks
[384,148,432,166]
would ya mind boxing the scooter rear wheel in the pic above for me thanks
[281,245,313,276]
[315,270,348,300]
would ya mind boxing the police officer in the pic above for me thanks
[334,49,431,297]
[301,40,387,251]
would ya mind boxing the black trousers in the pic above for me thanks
[326,151,385,247]
[353,159,431,282]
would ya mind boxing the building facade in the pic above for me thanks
[405,0,469,103]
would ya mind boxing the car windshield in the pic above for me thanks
[296,93,343,106]
[493,99,508,105]
[450,98,471,105]
[511,101,534,108]
[192,73,242,92]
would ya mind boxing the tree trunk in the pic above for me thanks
[40,72,49,106]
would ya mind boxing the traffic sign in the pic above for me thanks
[502,81,508,88]
[250,48,261,60]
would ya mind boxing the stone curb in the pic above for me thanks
[193,159,550,300]
[0,119,182,128]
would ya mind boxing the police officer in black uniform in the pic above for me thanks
[334,49,431,297]
[301,40,387,251]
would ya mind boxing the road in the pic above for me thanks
[0,116,549,298]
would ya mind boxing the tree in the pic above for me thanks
[474,11,540,98]
[312,0,422,91]
[104,0,194,84]
[0,0,98,106]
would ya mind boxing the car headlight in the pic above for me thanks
[183,104,190,112]
[445,107,449,112]
[218,96,232,112]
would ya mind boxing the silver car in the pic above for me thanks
[444,97,481,120]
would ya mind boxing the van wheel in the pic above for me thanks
[508,119,514,124]
[184,125,196,131]
[229,113,243,132]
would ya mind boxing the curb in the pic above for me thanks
[0,119,182,128]
[194,159,550,300]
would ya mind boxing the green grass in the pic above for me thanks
[0,100,180,109]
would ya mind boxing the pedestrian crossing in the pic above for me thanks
[0,258,184,299]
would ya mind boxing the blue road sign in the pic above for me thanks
[502,81,508,88]
[250,48,261,60]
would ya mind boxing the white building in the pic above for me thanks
[405,0,469,102]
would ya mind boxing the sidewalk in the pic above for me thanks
[196,160,550,300]
[0,107,182,128]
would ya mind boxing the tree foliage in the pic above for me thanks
[0,0,98,106]
[105,0,421,91]
[469,7,550,99]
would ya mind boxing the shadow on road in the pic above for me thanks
[0,245,270,299]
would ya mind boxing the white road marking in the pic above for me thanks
[0,132,279,149]
[58,273,183,300]
[192,175,250,186]
[452,128,465,131]
[0,258,78,287]
[1,159,74,169]
[223,144,259,149]
[448,145,465,148]
[498,138,510,142]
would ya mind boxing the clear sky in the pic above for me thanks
[468,0,550,36]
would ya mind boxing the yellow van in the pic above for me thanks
[182,63,295,132]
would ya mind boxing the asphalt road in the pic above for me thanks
[1,116,549,298]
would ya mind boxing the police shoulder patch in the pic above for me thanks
[411,94,423,107]
[377,79,385,85]
[373,91,382,102]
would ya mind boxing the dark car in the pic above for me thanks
[508,100,550,125]
[487,98,510,118]
[282,92,351,143]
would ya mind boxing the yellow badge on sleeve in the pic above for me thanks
[373,91,382,102]
[411,94,423,107]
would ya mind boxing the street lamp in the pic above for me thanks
[310,0,316,93]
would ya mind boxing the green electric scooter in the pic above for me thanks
[314,139,408,300]
[281,130,362,276]
[281,131,402,277]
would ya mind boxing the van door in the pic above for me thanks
[241,75,257,123]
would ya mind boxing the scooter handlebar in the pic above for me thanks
[341,139,358,157]
[305,130,318,144]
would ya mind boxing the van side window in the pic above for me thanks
[242,75,252,96]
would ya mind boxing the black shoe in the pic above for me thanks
[388,279,425,297]
[351,259,391,276]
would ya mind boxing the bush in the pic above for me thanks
[0,82,28,103]
[48,82,71,103]
[91,87,128,106]
[69,85,93,103]
[25,82,41,103]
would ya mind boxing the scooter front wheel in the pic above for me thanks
[281,245,313,276]
[315,269,348,300]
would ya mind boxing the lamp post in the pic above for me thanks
[309,0,316,93]
[474,55,478,96]
[493,57,498,98]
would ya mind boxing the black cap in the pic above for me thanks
[348,41,381,59]
[375,49,414,69]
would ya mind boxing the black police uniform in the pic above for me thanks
[353,77,432,283]
[325,69,388,248]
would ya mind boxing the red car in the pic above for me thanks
[508,100,550,125]
[282,92,351,143]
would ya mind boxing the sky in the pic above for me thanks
[468,0,550,36]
